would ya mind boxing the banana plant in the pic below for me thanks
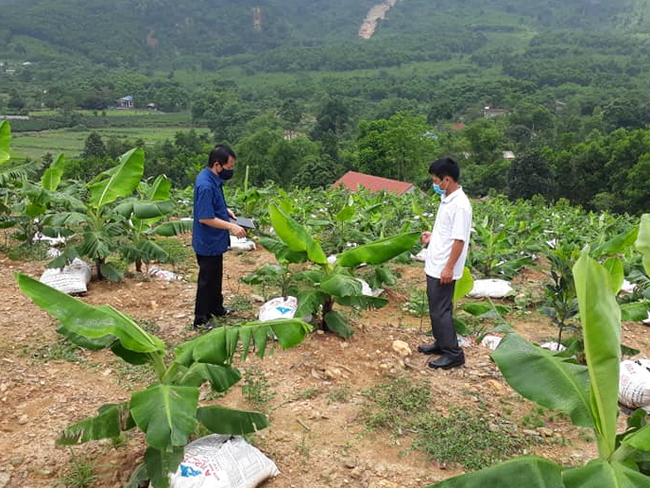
[44,147,147,280]
[262,202,420,338]
[16,272,311,488]
[114,174,192,273]
[426,215,650,488]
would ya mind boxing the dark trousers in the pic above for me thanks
[426,275,464,359]
[194,254,225,326]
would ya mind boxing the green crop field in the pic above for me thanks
[11,126,211,161]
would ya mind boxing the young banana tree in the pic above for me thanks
[263,202,420,338]
[114,174,192,273]
[16,272,311,488]
[426,214,650,488]
[45,147,147,280]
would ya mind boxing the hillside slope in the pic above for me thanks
[0,0,644,69]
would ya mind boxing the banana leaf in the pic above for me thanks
[603,257,624,296]
[152,219,193,236]
[562,459,650,488]
[426,456,563,488]
[173,319,311,367]
[492,332,593,427]
[269,203,327,264]
[336,231,420,267]
[453,267,474,303]
[0,120,9,164]
[87,148,144,209]
[592,225,639,258]
[573,249,621,457]
[16,273,165,355]
[197,405,269,435]
[57,403,134,445]
[324,310,354,339]
[130,384,198,451]
[40,154,66,191]
[144,446,184,488]
[636,215,650,277]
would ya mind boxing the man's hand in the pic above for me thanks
[421,231,431,245]
[440,265,454,285]
[227,208,236,219]
[229,223,246,238]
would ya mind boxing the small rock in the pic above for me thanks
[9,457,23,467]
[0,472,10,488]
[485,379,504,392]
[17,415,28,425]
[538,427,554,437]
[343,459,357,469]
[392,340,411,357]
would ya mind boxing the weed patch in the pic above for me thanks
[362,376,531,471]
[241,368,275,408]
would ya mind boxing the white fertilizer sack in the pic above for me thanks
[169,435,279,488]
[39,258,92,295]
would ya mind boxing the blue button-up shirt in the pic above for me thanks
[192,168,230,256]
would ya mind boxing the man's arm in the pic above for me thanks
[199,217,246,238]
[440,239,465,285]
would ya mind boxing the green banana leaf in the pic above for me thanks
[57,403,134,445]
[145,175,172,201]
[115,200,174,220]
[0,120,9,164]
[259,236,309,264]
[144,446,184,488]
[592,225,639,258]
[620,421,650,454]
[197,405,269,435]
[335,206,355,221]
[269,203,327,264]
[573,249,621,458]
[491,332,593,428]
[40,154,66,191]
[173,319,311,367]
[324,310,354,338]
[603,257,625,295]
[130,384,198,451]
[295,290,329,317]
[562,459,650,488]
[453,267,474,303]
[335,295,388,309]
[621,302,650,322]
[636,215,650,277]
[426,456,563,488]
[152,219,193,236]
[87,148,145,209]
[175,363,241,391]
[320,274,363,297]
[336,231,420,267]
[16,273,165,355]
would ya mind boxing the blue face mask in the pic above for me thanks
[432,179,447,196]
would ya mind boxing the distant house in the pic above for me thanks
[483,106,506,118]
[146,103,157,110]
[116,96,134,109]
[332,171,418,196]
[503,150,516,160]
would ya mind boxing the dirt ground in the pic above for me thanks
[1,240,648,488]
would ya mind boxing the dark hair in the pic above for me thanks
[429,156,460,182]
[207,144,236,168]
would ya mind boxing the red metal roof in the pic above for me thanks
[332,171,416,195]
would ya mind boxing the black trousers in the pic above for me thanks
[426,275,464,359]
[194,254,225,326]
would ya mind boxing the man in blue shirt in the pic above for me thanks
[192,144,246,329]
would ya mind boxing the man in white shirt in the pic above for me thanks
[418,157,472,369]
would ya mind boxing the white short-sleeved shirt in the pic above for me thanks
[424,187,472,280]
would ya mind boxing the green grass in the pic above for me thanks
[11,126,210,160]
[362,376,531,471]
[241,367,275,408]
[56,449,99,488]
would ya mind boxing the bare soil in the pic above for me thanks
[1,241,647,488]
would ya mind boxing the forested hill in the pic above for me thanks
[0,0,646,70]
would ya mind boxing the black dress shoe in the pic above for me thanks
[418,342,443,355]
[428,355,465,370]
